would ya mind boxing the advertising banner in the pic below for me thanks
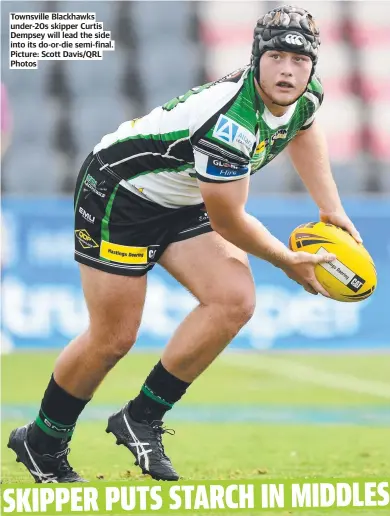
[2,197,389,351]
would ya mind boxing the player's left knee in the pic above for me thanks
[223,291,256,328]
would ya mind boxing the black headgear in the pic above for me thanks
[251,5,321,83]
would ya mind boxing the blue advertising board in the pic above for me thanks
[1,197,389,351]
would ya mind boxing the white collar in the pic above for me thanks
[262,101,298,130]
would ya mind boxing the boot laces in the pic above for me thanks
[150,421,175,459]
[44,447,73,474]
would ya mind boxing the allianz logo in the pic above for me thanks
[236,132,252,148]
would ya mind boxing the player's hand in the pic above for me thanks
[280,250,336,297]
[319,208,362,244]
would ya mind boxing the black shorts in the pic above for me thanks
[73,152,213,276]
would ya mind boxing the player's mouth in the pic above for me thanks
[275,81,294,91]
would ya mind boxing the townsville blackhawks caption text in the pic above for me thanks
[1,479,389,513]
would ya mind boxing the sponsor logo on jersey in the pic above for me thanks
[148,249,157,260]
[206,158,248,178]
[213,115,239,144]
[255,140,268,154]
[83,174,107,198]
[100,241,159,265]
[79,207,95,224]
[283,33,305,47]
[100,241,148,264]
[250,130,289,170]
[271,129,288,144]
[212,115,256,154]
[198,212,209,223]
[75,229,99,249]
[251,139,269,170]
[236,131,255,153]
[212,159,240,170]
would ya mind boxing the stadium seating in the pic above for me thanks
[348,1,390,49]
[4,144,60,193]
[1,1,389,194]
[66,53,122,97]
[369,101,390,193]
[72,96,125,158]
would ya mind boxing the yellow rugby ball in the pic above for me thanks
[289,221,377,302]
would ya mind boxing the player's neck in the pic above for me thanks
[254,78,289,117]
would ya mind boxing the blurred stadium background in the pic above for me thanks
[1,1,390,193]
[1,0,390,488]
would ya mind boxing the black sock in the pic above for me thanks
[28,375,90,454]
[130,361,191,423]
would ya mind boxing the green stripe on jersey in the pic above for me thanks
[74,156,95,213]
[308,76,323,95]
[225,92,257,133]
[100,184,119,255]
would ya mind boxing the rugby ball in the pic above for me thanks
[289,221,377,302]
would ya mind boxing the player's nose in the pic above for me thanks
[280,68,293,78]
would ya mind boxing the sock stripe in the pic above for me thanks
[141,385,174,409]
[35,414,75,439]
[40,409,73,429]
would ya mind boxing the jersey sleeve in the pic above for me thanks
[301,74,324,130]
[193,147,251,183]
[193,116,252,183]
[187,71,256,183]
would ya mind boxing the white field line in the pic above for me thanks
[223,355,390,400]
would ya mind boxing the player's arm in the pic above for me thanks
[198,175,334,296]
[287,121,362,242]
[193,148,289,264]
[199,176,290,266]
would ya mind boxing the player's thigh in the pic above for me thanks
[80,264,147,340]
[159,231,256,313]
[74,153,165,340]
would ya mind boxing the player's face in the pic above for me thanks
[259,50,313,107]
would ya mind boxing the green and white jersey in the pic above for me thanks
[93,66,323,208]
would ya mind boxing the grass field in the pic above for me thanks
[1,351,390,515]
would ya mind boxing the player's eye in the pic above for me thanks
[294,56,308,63]
[270,54,280,60]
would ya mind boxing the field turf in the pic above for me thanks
[1,351,389,515]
